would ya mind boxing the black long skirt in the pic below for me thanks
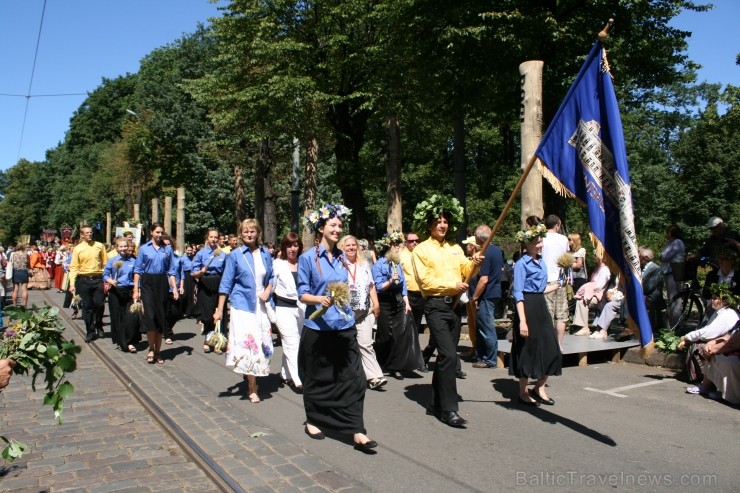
[108,286,139,348]
[183,270,196,317]
[139,273,168,334]
[509,292,562,379]
[298,328,366,434]
[375,292,423,372]
[197,275,221,333]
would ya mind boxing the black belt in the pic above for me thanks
[408,290,422,296]
[78,274,102,279]
[275,294,298,307]
[427,295,455,304]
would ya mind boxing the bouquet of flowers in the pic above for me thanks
[309,282,351,321]
[70,294,82,311]
[0,305,81,461]
[129,300,144,314]
[205,321,228,354]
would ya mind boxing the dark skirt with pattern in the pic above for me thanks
[196,274,221,333]
[509,292,562,379]
[298,327,366,434]
[375,292,423,371]
[139,273,168,334]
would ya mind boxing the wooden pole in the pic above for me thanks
[177,187,185,250]
[519,60,544,228]
[151,198,159,224]
[105,212,112,245]
[133,204,140,223]
[164,196,173,235]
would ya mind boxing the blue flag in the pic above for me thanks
[535,40,653,352]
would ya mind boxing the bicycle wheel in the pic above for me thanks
[674,294,704,336]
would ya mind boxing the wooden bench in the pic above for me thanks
[495,333,639,368]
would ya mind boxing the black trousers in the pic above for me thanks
[76,276,105,336]
[407,291,426,334]
[424,297,462,412]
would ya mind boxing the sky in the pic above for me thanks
[1,0,739,172]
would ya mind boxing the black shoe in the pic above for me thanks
[84,333,95,343]
[418,364,429,373]
[529,389,555,406]
[438,411,468,428]
[304,425,325,440]
[96,329,104,338]
[353,440,378,453]
[391,371,404,380]
[517,395,540,407]
[456,370,467,379]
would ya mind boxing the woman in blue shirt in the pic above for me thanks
[372,232,416,380]
[162,235,185,345]
[297,204,377,452]
[214,219,274,403]
[511,222,562,406]
[133,223,178,365]
[104,237,138,353]
[182,244,196,318]
[192,228,228,352]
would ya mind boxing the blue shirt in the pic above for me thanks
[182,255,194,272]
[192,245,227,276]
[479,244,504,300]
[512,253,548,303]
[103,254,136,288]
[372,257,407,296]
[219,245,274,313]
[297,245,355,331]
[169,255,186,292]
[134,240,177,276]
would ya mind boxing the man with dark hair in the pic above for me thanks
[69,225,108,342]
[470,224,504,369]
[412,196,482,427]
[541,215,569,345]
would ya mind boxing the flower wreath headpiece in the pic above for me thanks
[412,194,465,241]
[375,230,405,254]
[304,204,352,233]
[710,282,738,307]
[515,223,547,243]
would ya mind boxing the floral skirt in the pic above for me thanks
[226,303,273,377]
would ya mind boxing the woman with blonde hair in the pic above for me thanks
[214,219,274,403]
[568,233,588,294]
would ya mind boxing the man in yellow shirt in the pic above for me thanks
[69,225,108,342]
[412,195,481,428]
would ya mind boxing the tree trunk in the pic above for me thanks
[233,162,245,229]
[164,196,172,236]
[260,138,277,245]
[302,137,318,249]
[519,61,544,228]
[330,103,370,238]
[453,107,467,242]
[386,115,403,233]
[176,187,185,251]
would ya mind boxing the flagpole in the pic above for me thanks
[598,18,614,40]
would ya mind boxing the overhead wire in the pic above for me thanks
[15,0,48,163]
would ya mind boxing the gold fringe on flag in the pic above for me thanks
[536,160,576,199]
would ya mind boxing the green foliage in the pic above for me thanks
[0,305,81,461]
[655,328,685,354]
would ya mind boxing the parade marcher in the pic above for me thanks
[192,228,228,352]
[182,244,196,318]
[400,230,429,372]
[133,223,179,365]
[511,221,562,406]
[541,214,570,346]
[297,204,377,452]
[69,226,107,342]
[162,235,185,345]
[340,235,386,390]
[103,237,138,352]
[470,224,504,369]
[215,219,274,403]
[10,243,30,308]
[373,231,421,379]
[412,195,482,427]
[272,232,305,391]
[54,246,68,292]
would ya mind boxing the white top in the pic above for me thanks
[684,307,739,343]
[542,231,569,282]
[591,263,612,290]
[347,259,374,311]
[272,258,299,300]
[572,247,588,280]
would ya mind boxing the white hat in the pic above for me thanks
[707,216,723,229]
[462,236,476,245]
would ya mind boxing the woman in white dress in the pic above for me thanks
[272,232,305,391]
[214,219,274,403]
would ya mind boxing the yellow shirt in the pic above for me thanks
[399,248,420,292]
[69,241,107,285]
[412,237,474,297]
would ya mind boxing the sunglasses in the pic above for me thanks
[406,239,419,244]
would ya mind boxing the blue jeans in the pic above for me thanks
[475,298,499,367]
